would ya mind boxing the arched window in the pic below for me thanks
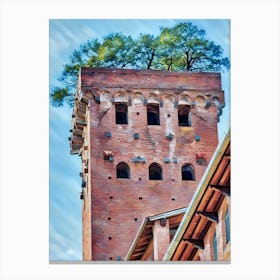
[147,104,160,125]
[116,162,130,179]
[182,164,195,181]
[115,103,128,124]
[149,163,162,180]
[225,207,230,243]
[178,105,191,126]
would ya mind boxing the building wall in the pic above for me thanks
[198,196,231,261]
[72,68,224,261]
[81,108,92,260]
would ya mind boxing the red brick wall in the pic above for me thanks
[80,109,92,260]
[75,68,224,261]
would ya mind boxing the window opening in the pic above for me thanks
[149,163,162,180]
[182,164,195,181]
[225,207,230,243]
[178,105,191,126]
[213,231,218,261]
[116,162,130,179]
[147,104,160,125]
[115,103,128,124]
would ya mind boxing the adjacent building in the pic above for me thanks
[126,129,230,261]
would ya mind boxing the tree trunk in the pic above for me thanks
[185,50,191,71]
[167,57,173,71]
[147,50,155,69]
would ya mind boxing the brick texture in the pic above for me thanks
[70,68,224,261]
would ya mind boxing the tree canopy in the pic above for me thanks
[51,22,230,107]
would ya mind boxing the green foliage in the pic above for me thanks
[97,33,134,68]
[133,34,159,69]
[51,22,230,107]
[50,87,71,107]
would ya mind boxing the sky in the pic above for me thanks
[49,19,230,261]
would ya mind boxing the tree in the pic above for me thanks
[50,22,230,107]
[157,22,230,71]
[132,34,159,70]
[96,33,135,68]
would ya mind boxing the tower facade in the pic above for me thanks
[70,67,224,261]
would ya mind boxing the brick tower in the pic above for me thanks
[70,67,224,261]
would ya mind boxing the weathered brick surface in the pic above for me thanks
[153,219,170,260]
[198,197,230,261]
[72,68,224,261]
[80,68,222,91]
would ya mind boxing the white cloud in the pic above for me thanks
[50,225,81,260]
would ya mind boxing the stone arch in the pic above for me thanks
[194,95,206,106]
[163,95,175,109]
[114,92,128,124]
[114,92,128,103]
[100,91,112,103]
[147,93,160,104]
[178,95,191,105]
[132,92,145,105]
[163,94,175,104]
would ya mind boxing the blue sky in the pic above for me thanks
[49,19,230,261]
